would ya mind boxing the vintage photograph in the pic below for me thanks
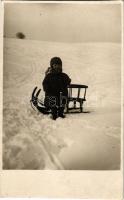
[3,2,122,170]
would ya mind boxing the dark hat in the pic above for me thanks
[50,57,62,67]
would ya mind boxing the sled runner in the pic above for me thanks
[30,86,50,114]
[30,84,88,114]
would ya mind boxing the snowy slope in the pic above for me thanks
[3,38,121,169]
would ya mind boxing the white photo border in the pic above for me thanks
[0,1,123,198]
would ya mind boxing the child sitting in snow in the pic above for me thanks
[42,57,71,120]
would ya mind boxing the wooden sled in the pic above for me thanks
[30,84,88,114]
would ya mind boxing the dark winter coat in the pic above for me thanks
[42,72,71,107]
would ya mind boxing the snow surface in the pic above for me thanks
[3,38,121,169]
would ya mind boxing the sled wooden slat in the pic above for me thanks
[66,84,88,113]
[68,84,88,88]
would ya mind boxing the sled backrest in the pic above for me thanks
[68,84,88,100]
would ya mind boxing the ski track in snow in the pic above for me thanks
[3,38,121,170]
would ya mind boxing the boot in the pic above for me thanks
[58,107,65,118]
[51,107,58,120]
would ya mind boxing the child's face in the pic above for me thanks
[52,63,60,70]
[52,63,62,73]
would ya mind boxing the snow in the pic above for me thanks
[3,38,121,169]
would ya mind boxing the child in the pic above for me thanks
[42,57,71,120]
